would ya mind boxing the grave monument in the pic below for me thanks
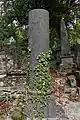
[28,9,49,89]
[60,18,73,72]
[76,39,80,69]
[28,9,57,119]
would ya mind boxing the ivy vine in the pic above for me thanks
[33,49,52,118]
[11,49,52,119]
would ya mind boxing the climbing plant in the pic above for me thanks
[68,19,80,45]
[32,49,52,118]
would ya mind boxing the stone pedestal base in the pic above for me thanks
[60,57,73,72]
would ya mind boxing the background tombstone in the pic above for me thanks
[75,39,80,86]
[76,39,80,69]
[60,18,71,56]
[60,18,73,71]
[0,51,6,74]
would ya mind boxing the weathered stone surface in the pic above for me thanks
[67,75,76,87]
[76,40,80,69]
[60,18,73,71]
[44,95,56,118]
[0,81,4,86]
[70,88,77,98]
[64,86,71,94]
[0,74,6,78]
[25,93,67,120]
[28,9,49,88]
[63,101,80,120]
[60,18,71,56]
[56,104,67,120]
[60,58,73,72]
[0,52,6,74]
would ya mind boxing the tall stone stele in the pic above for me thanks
[60,18,73,71]
[76,39,80,69]
[28,9,49,89]
[28,9,57,118]
[28,9,66,119]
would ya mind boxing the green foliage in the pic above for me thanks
[0,21,12,44]
[0,18,27,46]
[11,89,27,120]
[0,97,7,102]
[0,0,79,52]
[15,27,27,43]
[68,20,80,45]
[33,49,52,118]
[2,0,79,37]
[11,108,25,120]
